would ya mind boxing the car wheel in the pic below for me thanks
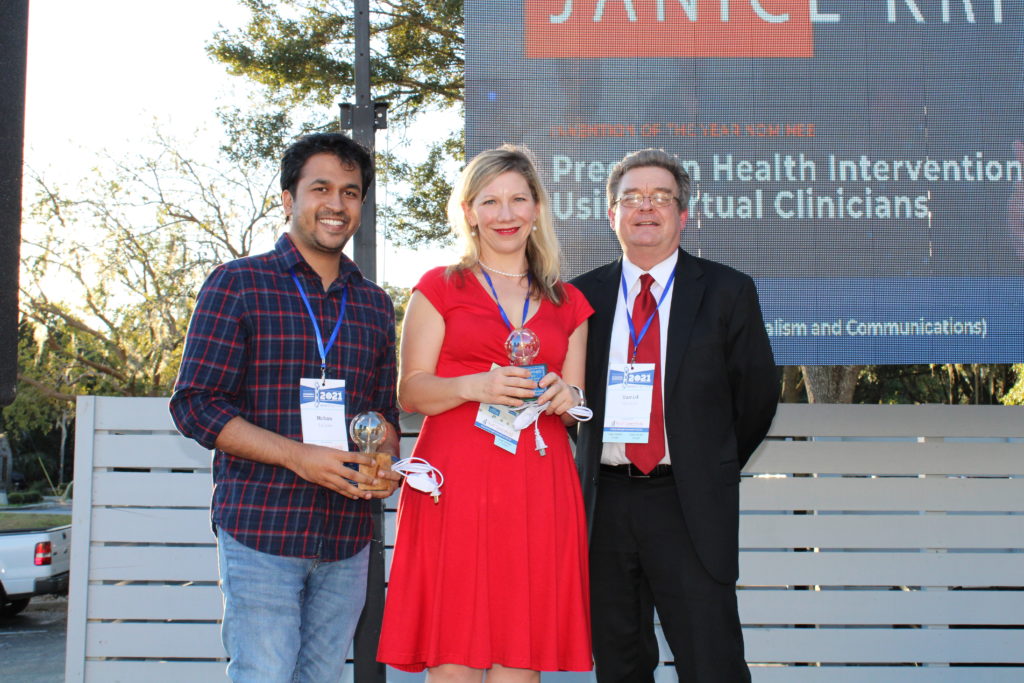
[0,598,31,617]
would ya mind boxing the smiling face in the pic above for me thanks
[282,152,364,260]
[608,165,688,270]
[463,170,539,263]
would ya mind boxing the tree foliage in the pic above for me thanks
[780,364,1021,405]
[208,0,464,245]
[7,135,280,446]
[208,0,463,117]
[381,283,410,341]
[7,134,281,488]
[854,364,1019,405]
[1002,364,1024,405]
[378,130,462,246]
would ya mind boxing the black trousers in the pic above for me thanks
[589,471,750,683]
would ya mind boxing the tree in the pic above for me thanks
[800,365,862,404]
[209,0,462,120]
[18,135,280,401]
[381,283,410,340]
[207,0,464,245]
[1002,364,1024,405]
[5,134,281,486]
[777,364,1021,405]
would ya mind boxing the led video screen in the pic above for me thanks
[465,1,1023,363]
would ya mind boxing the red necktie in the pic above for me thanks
[625,274,665,474]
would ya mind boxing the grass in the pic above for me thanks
[0,513,72,532]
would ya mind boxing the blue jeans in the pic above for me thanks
[217,530,369,682]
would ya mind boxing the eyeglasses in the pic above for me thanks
[613,192,678,208]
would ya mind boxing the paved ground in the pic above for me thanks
[0,594,67,682]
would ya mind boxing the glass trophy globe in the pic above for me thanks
[505,327,540,366]
[504,328,546,399]
[349,411,387,453]
[349,411,389,491]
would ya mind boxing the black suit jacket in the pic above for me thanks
[571,249,779,584]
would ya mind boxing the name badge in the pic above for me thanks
[603,363,655,443]
[299,378,349,450]
[474,363,521,454]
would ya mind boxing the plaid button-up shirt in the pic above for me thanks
[170,234,399,560]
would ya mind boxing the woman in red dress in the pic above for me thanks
[377,145,593,682]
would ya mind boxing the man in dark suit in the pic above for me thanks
[572,148,779,682]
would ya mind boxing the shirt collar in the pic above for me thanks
[272,233,363,288]
[622,250,678,294]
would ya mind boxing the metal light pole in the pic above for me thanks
[341,0,388,282]
[342,1,389,680]
[0,0,29,409]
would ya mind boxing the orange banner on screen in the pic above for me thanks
[525,0,814,58]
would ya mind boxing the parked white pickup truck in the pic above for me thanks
[0,524,71,616]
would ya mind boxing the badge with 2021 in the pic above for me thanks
[602,363,655,443]
[299,378,349,450]
[475,363,522,454]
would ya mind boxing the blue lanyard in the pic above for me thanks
[291,270,348,383]
[480,269,532,331]
[620,269,676,363]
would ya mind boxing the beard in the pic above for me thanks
[302,211,355,254]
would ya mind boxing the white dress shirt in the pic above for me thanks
[600,251,677,466]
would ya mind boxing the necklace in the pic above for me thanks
[478,260,528,278]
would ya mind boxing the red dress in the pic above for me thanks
[377,267,594,673]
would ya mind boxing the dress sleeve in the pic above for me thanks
[561,282,595,332]
[412,266,452,316]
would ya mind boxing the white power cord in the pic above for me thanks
[392,457,444,503]
[511,402,593,455]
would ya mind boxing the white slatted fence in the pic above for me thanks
[740,405,1024,681]
[66,396,228,682]
[66,398,1024,682]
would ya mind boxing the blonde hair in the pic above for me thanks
[446,145,564,304]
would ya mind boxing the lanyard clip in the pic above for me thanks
[320,363,327,386]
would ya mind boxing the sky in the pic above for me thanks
[23,0,458,288]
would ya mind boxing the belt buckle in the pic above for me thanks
[627,464,651,479]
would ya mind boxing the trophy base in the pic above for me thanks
[519,363,548,401]
[358,452,393,491]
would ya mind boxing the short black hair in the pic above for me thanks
[279,133,374,199]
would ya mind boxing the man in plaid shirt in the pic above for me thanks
[170,133,401,682]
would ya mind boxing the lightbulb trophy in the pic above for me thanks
[349,411,393,491]
[505,327,546,401]
[505,326,594,455]
[505,327,551,455]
